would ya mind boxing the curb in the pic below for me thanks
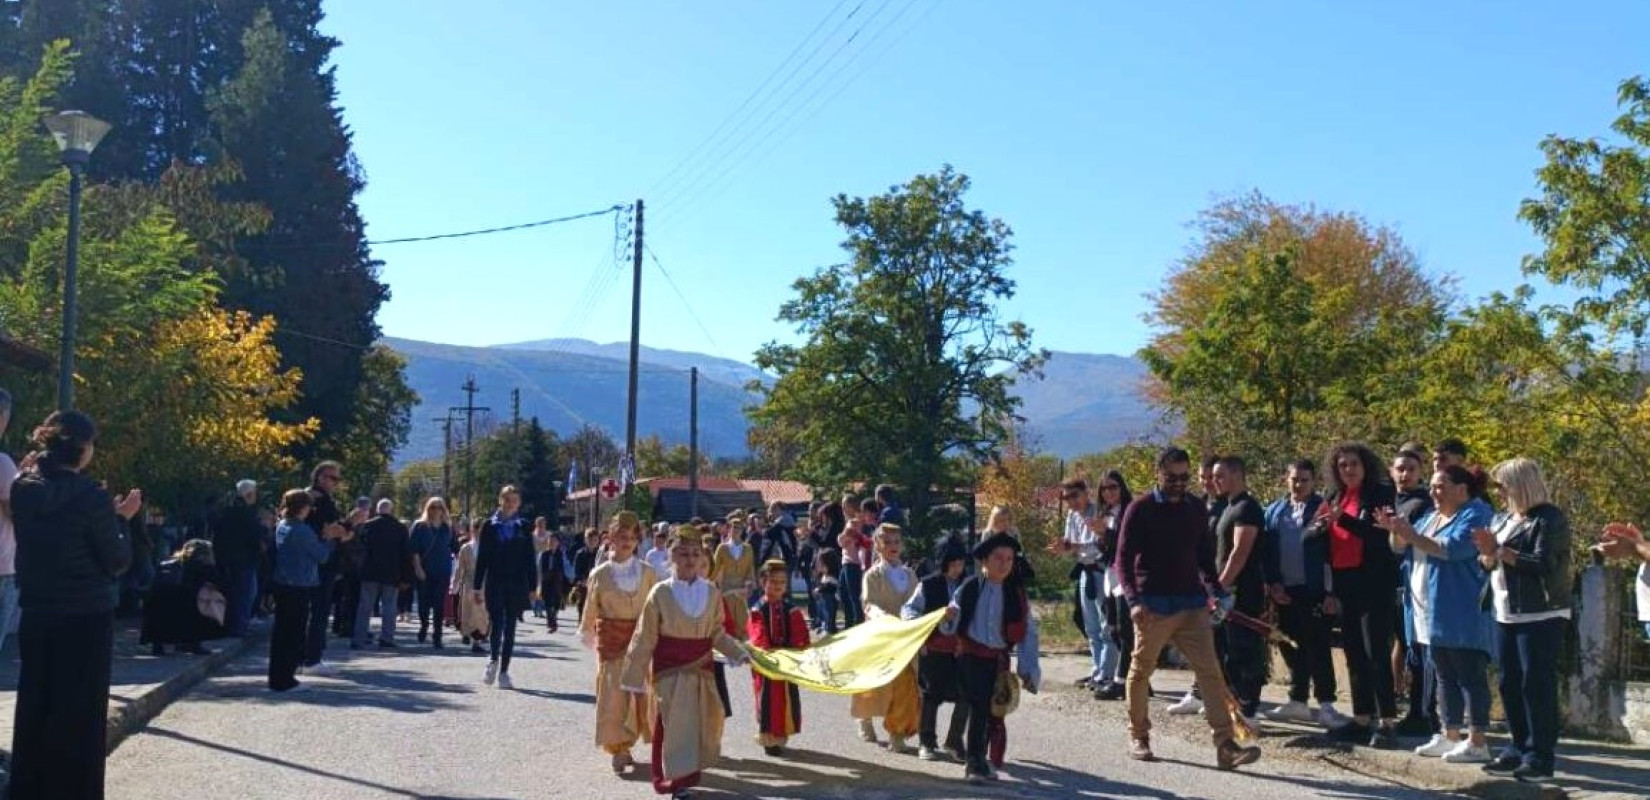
[105,632,263,754]
[1308,741,1567,800]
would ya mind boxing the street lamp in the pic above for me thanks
[42,110,111,411]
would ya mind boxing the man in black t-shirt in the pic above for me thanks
[1213,455,1269,720]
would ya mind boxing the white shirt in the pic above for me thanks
[1063,508,1099,564]
[726,541,744,559]
[887,563,912,596]
[608,557,643,593]
[1636,563,1650,623]
[0,453,17,577]
[643,547,672,577]
[669,577,712,618]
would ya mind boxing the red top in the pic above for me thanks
[1328,491,1363,570]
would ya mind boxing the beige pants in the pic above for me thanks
[1125,607,1236,745]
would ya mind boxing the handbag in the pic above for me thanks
[197,584,228,625]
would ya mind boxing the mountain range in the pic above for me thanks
[383,337,1165,467]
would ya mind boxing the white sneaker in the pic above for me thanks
[1317,704,1352,728]
[1442,741,1491,764]
[857,719,877,742]
[1168,693,1204,716]
[1263,701,1315,723]
[483,660,498,686]
[497,671,514,690]
[1414,734,1456,757]
[918,746,940,761]
[304,662,337,676]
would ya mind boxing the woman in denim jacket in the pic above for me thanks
[1379,465,1495,764]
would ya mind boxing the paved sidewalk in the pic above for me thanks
[0,614,263,795]
[1036,648,1649,800]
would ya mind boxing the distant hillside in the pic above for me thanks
[384,337,757,467]
[1011,351,1170,457]
[385,340,1165,466]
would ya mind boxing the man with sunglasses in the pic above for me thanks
[1117,447,1261,770]
[301,461,365,673]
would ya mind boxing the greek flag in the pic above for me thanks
[619,452,636,489]
[566,460,578,497]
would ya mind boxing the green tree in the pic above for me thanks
[1140,193,1451,470]
[331,344,417,499]
[517,417,561,521]
[749,166,1046,547]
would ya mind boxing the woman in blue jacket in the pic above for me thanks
[1377,465,1494,764]
[268,489,350,692]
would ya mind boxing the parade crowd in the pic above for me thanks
[4,394,1650,799]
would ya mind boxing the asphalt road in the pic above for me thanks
[105,610,1445,800]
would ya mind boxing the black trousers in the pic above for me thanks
[303,571,336,666]
[268,585,312,690]
[1217,620,1270,716]
[1334,569,1399,719]
[417,573,449,641]
[957,653,1000,773]
[11,609,114,800]
[1277,587,1338,704]
[1107,595,1135,679]
[917,650,968,749]
[485,587,525,670]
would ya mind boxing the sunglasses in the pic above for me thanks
[1161,472,1192,483]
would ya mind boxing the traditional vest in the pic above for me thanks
[954,575,1027,659]
[919,573,959,654]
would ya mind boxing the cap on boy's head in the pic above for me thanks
[760,559,788,577]
[972,532,1019,562]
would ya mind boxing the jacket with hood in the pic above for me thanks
[12,465,133,615]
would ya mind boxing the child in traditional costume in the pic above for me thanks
[902,546,970,761]
[578,511,658,774]
[942,532,1034,785]
[621,533,748,800]
[851,523,921,754]
[750,559,810,756]
[451,521,490,654]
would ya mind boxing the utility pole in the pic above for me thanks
[688,367,699,519]
[625,199,643,465]
[433,411,458,497]
[457,376,490,522]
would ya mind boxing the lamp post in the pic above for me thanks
[42,110,111,411]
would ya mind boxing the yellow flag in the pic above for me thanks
[744,609,945,695]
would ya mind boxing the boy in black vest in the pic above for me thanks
[900,547,970,761]
[939,533,1030,785]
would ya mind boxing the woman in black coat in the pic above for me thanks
[1313,442,1402,747]
[10,411,142,800]
[142,539,225,655]
[536,529,570,632]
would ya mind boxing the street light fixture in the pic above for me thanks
[42,110,112,411]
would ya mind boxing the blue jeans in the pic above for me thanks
[0,575,17,655]
[1498,619,1564,770]
[817,582,840,634]
[222,565,258,636]
[1430,645,1491,729]
[839,564,865,627]
[1077,569,1119,682]
[353,581,399,647]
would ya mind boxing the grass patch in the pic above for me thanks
[1033,600,1087,651]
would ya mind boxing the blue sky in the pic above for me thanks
[323,1,1648,365]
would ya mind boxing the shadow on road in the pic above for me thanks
[140,727,514,800]
[510,687,596,705]
[182,659,474,714]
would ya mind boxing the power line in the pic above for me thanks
[368,204,626,245]
[654,0,917,228]
[648,0,856,199]
[655,0,937,233]
[644,242,729,361]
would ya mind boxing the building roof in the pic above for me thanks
[736,479,813,506]
[653,488,767,524]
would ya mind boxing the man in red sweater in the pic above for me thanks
[1116,446,1262,771]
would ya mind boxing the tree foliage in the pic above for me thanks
[749,167,1047,546]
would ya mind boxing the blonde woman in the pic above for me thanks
[410,497,456,648]
[451,519,491,654]
[578,510,658,774]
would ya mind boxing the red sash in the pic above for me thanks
[654,634,714,677]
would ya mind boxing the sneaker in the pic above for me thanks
[1317,704,1353,729]
[947,744,968,763]
[1512,763,1554,783]
[857,719,877,742]
[918,746,941,761]
[1216,739,1262,771]
[1328,720,1372,742]
[1393,714,1435,737]
[497,671,514,690]
[1168,693,1204,716]
[982,764,1000,781]
[1092,681,1125,701]
[887,735,912,755]
[483,660,498,685]
[1414,734,1456,757]
[305,662,338,676]
[1368,724,1397,750]
[1263,701,1316,723]
[1442,741,1491,764]
[966,770,988,786]
[1482,751,1522,775]
[1130,737,1156,762]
